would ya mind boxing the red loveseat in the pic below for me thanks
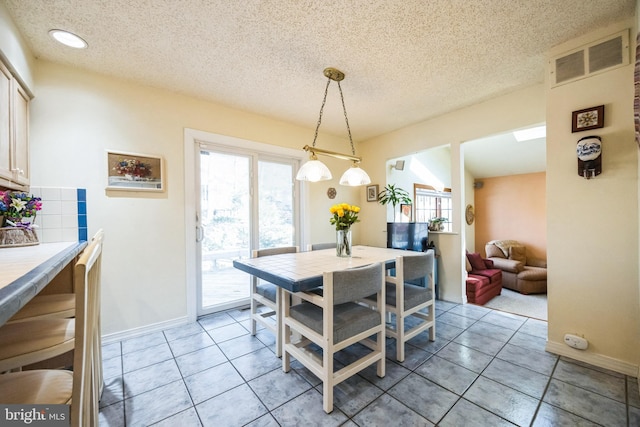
[465,252,502,305]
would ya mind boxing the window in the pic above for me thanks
[414,184,452,232]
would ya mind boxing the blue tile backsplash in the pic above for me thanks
[29,186,88,243]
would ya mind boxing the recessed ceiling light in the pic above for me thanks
[513,125,546,142]
[48,29,87,49]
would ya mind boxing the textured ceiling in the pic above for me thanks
[1,1,636,178]
[3,0,634,142]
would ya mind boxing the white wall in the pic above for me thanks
[27,60,355,337]
[0,4,34,92]
[463,168,476,253]
[384,145,452,222]
[545,20,639,374]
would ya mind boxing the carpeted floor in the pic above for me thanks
[482,288,548,321]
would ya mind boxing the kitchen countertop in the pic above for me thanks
[0,241,88,325]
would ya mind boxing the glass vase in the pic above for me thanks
[336,228,352,257]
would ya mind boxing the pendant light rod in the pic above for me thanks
[302,145,361,163]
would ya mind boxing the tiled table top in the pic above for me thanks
[233,246,423,292]
[0,240,87,325]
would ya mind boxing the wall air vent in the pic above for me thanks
[550,29,629,87]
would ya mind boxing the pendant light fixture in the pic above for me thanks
[295,68,371,186]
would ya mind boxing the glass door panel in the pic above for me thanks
[198,150,251,313]
[258,160,295,248]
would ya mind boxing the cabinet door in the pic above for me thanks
[11,81,29,186]
[0,61,11,182]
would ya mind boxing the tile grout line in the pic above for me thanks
[101,301,633,426]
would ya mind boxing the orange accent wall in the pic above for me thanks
[474,172,546,260]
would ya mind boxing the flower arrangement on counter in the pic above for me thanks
[329,203,360,230]
[0,191,42,228]
[113,158,152,179]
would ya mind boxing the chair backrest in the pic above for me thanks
[310,243,334,251]
[89,229,106,405]
[402,251,434,285]
[332,262,384,305]
[253,246,298,258]
[71,230,104,427]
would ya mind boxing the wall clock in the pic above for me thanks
[465,204,475,225]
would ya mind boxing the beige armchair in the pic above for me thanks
[485,240,547,294]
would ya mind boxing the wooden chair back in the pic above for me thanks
[71,230,104,427]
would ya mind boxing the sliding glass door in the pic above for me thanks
[196,145,297,315]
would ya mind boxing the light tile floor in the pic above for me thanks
[99,300,640,426]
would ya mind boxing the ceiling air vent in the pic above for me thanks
[550,29,629,87]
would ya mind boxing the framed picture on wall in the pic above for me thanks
[106,150,164,192]
[572,105,604,132]
[366,184,379,202]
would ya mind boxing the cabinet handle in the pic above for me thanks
[11,168,24,175]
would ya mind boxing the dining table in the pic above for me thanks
[232,245,426,292]
[233,245,429,362]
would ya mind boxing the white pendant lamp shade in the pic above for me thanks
[296,159,332,182]
[339,164,371,186]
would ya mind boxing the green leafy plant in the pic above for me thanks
[428,216,447,231]
[429,217,447,224]
[377,184,412,220]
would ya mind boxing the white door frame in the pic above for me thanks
[184,128,308,322]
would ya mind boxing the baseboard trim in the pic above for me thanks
[546,340,639,377]
[102,316,190,345]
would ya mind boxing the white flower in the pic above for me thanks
[10,197,26,212]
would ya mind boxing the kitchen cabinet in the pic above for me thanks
[0,58,30,190]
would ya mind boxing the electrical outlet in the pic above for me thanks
[564,334,588,350]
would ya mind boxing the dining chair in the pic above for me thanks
[250,246,298,357]
[282,262,386,413]
[377,251,436,362]
[309,242,335,251]
[0,231,104,426]
[87,229,105,398]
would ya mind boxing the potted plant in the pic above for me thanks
[377,184,412,221]
[428,217,447,231]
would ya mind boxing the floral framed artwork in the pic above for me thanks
[572,105,604,132]
[106,150,164,191]
[366,184,379,202]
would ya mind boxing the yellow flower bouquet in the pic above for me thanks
[329,203,360,257]
[329,203,360,230]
